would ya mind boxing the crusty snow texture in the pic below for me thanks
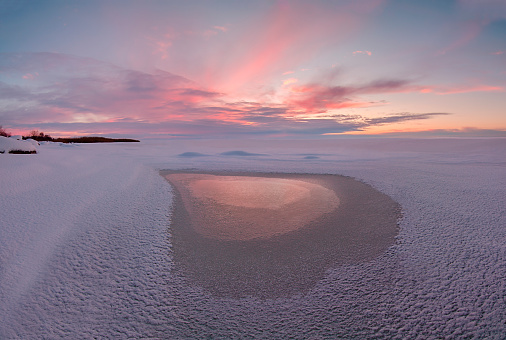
[0,139,505,339]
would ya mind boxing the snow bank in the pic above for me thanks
[0,138,504,338]
[0,136,37,154]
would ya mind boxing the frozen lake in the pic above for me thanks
[1,138,505,338]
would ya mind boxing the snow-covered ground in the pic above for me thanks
[0,138,505,338]
[0,136,37,154]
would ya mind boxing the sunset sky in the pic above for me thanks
[1,0,505,138]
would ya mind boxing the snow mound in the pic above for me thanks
[178,152,208,157]
[24,139,40,147]
[220,150,266,156]
[0,136,37,154]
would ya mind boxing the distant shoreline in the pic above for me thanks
[51,137,140,143]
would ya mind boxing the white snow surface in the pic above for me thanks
[0,138,505,338]
[0,136,37,153]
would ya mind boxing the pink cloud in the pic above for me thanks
[418,82,504,95]
[22,73,38,80]
[352,50,372,56]
[282,78,298,86]
[153,40,172,60]
[213,26,227,32]
[435,85,504,95]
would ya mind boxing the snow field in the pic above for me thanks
[0,138,504,338]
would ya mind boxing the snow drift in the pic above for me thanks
[0,136,37,154]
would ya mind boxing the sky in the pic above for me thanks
[0,0,505,138]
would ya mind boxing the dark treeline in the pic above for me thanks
[53,136,140,143]
[1,127,139,143]
[25,130,53,141]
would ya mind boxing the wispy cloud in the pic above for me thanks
[437,21,482,55]
[420,84,504,95]
[352,50,372,56]
[282,78,298,86]
[213,26,228,32]
[22,73,38,80]
[286,78,413,111]
[190,0,382,92]
[365,112,450,125]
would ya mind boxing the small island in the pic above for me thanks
[23,130,139,143]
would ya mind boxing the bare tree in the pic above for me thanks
[27,129,52,141]
[0,125,11,137]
